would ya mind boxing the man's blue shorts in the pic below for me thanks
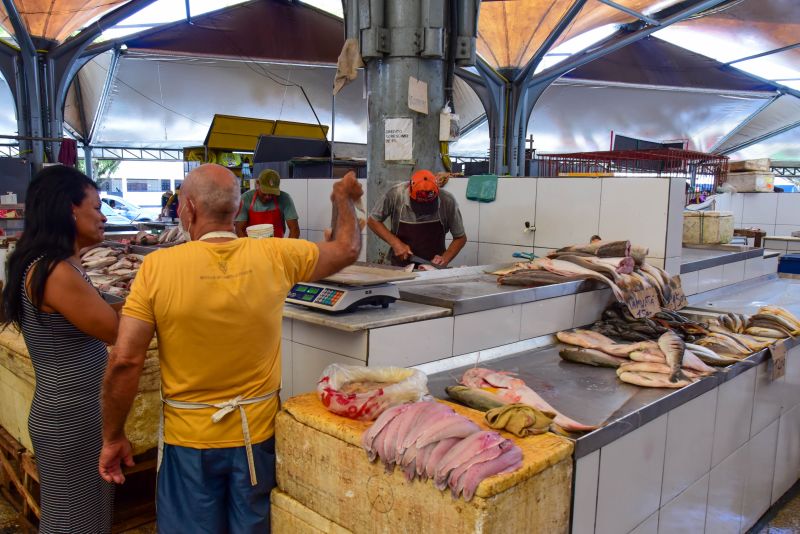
[157,438,276,534]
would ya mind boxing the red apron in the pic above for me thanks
[247,193,284,238]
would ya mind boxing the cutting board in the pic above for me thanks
[322,264,417,286]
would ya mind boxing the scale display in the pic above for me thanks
[286,282,399,312]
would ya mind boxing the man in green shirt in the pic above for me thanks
[235,169,300,238]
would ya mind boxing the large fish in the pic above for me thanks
[685,344,742,366]
[556,329,655,357]
[531,258,626,301]
[619,371,692,388]
[445,385,507,411]
[559,347,627,368]
[758,306,800,330]
[464,369,598,432]
[658,330,687,383]
[498,270,588,287]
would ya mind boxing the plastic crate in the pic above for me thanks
[778,254,800,275]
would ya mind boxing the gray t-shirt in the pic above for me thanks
[369,182,466,238]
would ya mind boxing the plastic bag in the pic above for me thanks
[317,364,428,421]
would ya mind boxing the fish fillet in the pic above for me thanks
[434,431,505,489]
[459,447,524,502]
[619,371,692,389]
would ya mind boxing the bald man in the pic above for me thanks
[99,164,362,533]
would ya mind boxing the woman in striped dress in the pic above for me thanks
[1,166,120,533]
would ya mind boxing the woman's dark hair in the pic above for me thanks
[2,165,98,328]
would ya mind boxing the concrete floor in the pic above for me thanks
[0,495,155,533]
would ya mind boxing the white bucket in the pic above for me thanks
[246,224,274,238]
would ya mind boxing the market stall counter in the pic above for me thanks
[273,393,574,533]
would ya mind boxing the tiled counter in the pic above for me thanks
[680,245,777,296]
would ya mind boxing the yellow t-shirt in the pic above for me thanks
[122,238,319,448]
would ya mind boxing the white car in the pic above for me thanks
[101,202,134,227]
[101,194,158,221]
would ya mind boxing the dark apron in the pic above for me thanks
[390,204,446,267]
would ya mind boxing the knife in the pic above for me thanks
[409,254,443,269]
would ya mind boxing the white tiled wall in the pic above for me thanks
[741,421,779,532]
[772,403,800,503]
[730,192,800,240]
[292,320,368,360]
[368,317,454,367]
[681,270,700,296]
[696,265,725,294]
[776,194,800,226]
[453,305,522,355]
[751,361,783,437]
[534,178,601,249]
[290,342,365,395]
[572,450,600,534]
[711,368,757,467]
[520,294,576,340]
[658,474,709,534]
[599,178,669,259]
[740,193,778,227]
[286,176,683,269]
[661,389,717,505]
[478,178,536,247]
[666,178,685,260]
[595,415,668,534]
[721,261,745,287]
[573,289,615,327]
[706,442,748,534]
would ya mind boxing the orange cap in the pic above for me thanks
[409,170,439,202]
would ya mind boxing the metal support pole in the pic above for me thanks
[83,145,93,179]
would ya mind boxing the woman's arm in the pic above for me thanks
[40,261,120,344]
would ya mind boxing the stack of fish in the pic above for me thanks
[361,401,523,501]
[745,306,800,338]
[128,228,186,247]
[497,240,680,309]
[557,329,720,388]
[590,305,709,344]
[81,246,144,298]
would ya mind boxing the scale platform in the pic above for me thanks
[286,264,416,313]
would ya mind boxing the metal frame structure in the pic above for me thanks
[91,147,183,161]
[456,0,735,176]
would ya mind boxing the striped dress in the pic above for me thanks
[20,260,114,533]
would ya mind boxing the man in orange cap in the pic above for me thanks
[368,169,467,267]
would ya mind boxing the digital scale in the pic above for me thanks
[285,264,417,313]
[286,282,400,312]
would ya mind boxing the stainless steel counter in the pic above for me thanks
[688,274,800,317]
[396,263,608,315]
[425,338,791,458]
[680,245,764,273]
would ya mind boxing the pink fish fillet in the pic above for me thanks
[397,402,454,457]
[391,401,440,460]
[460,446,524,502]
[415,415,481,449]
[416,442,439,478]
[434,431,504,490]
[450,440,513,497]
[424,437,461,479]
[362,404,411,460]
[460,367,513,388]
[482,371,598,432]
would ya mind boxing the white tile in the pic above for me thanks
[772,404,800,503]
[444,239,479,267]
[533,246,555,259]
[764,256,779,274]
[453,306,521,355]
[751,361,783,437]
[666,178,686,260]
[358,235,367,262]
[775,194,800,226]
[646,257,665,269]
[662,389,717,505]
[664,256,681,277]
[783,346,800,411]
[731,193,744,224]
[744,257,766,280]
[775,224,800,236]
[712,367,756,467]
[477,178,536,246]
[658,474,709,534]
[595,415,667,534]
[280,340,293,401]
[741,192,778,226]
[520,295,576,340]
[572,450,599,534]
[291,342,365,395]
[281,317,292,340]
[280,179,308,230]
[477,242,533,265]
[292,321,368,360]
[443,178,479,241]
[713,192,733,213]
[306,179,337,231]
[573,288,615,327]
[369,317,454,367]
[742,420,779,532]
[534,178,601,249]
[722,261,745,287]
[706,443,747,534]
[697,265,725,294]
[630,512,659,534]
[680,270,700,296]
[307,229,325,243]
[598,178,669,258]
